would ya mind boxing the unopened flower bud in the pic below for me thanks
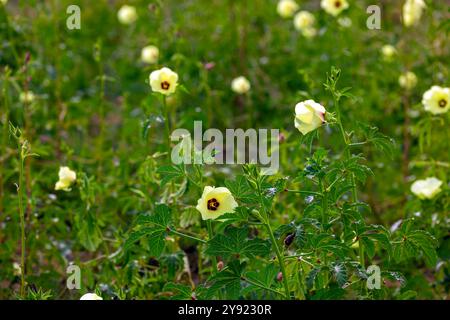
[284,233,295,247]
[277,272,283,282]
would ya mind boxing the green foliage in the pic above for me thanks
[125,204,172,257]
[392,219,439,267]
[205,226,271,260]
[0,0,447,301]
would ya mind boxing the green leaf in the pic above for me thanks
[345,155,373,183]
[364,227,392,257]
[299,130,319,153]
[242,264,280,296]
[125,204,172,257]
[179,208,201,228]
[358,123,396,158]
[160,253,184,279]
[306,267,322,289]
[382,271,406,287]
[311,288,345,300]
[310,234,349,259]
[205,227,271,260]
[225,175,259,204]
[396,290,417,300]
[134,205,172,228]
[206,261,245,299]
[147,229,167,257]
[163,283,193,300]
[76,213,103,251]
[157,165,185,186]
[217,207,250,224]
[330,263,348,288]
[393,221,438,267]
[124,227,154,250]
[360,237,375,259]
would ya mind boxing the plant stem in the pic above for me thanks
[255,176,290,299]
[206,220,223,299]
[401,92,411,182]
[22,53,33,231]
[162,95,171,154]
[206,220,217,273]
[265,222,290,299]
[17,148,26,297]
[333,95,357,202]
[169,228,206,244]
[97,67,106,178]
[319,180,328,230]
[285,189,322,197]
[359,244,365,268]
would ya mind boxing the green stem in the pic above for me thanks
[255,178,290,299]
[265,222,290,299]
[169,228,206,244]
[333,95,357,202]
[206,220,217,272]
[285,189,322,197]
[206,220,223,299]
[359,244,365,268]
[162,95,171,154]
[295,261,306,299]
[18,150,26,297]
[97,59,106,178]
[348,141,368,147]
[319,180,328,230]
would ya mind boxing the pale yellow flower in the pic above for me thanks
[294,100,326,135]
[422,86,450,115]
[149,67,179,96]
[118,5,137,25]
[19,91,35,104]
[12,262,21,276]
[294,11,315,31]
[381,45,397,61]
[80,293,103,300]
[231,76,251,94]
[399,71,418,90]
[277,0,299,18]
[141,45,159,64]
[55,166,77,191]
[337,17,352,28]
[402,0,426,27]
[321,0,349,17]
[196,186,238,220]
[411,177,443,200]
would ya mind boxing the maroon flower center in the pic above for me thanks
[438,99,447,108]
[335,0,342,8]
[207,198,220,211]
[161,81,170,90]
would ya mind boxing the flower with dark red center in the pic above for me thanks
[196,186,238,220]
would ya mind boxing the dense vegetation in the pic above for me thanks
[0,0,448,300]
